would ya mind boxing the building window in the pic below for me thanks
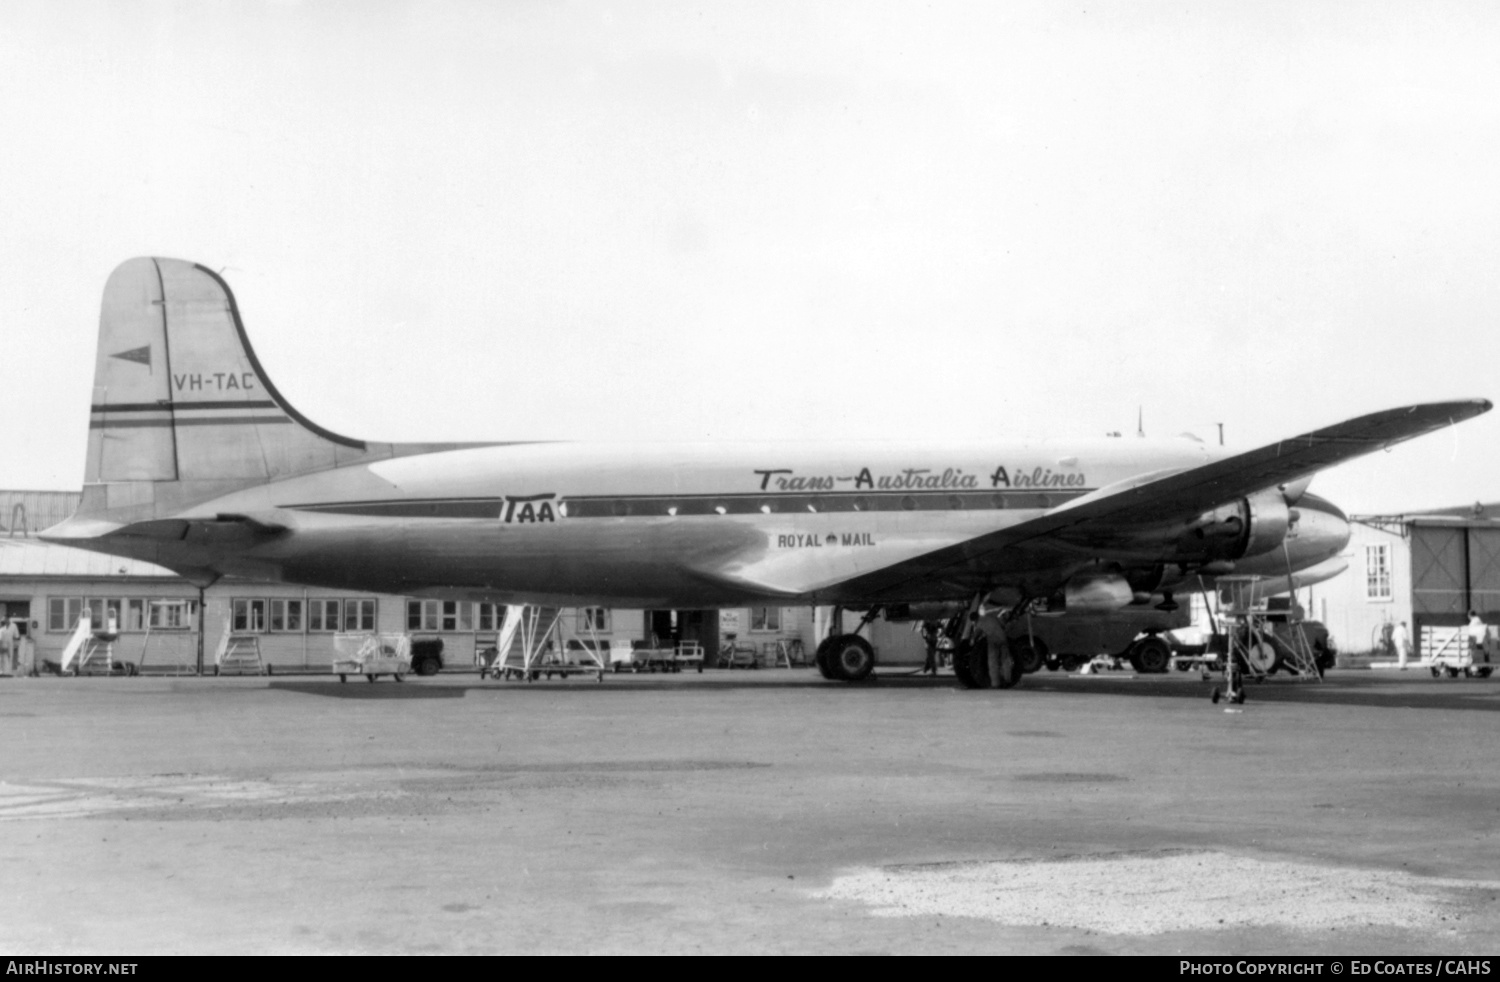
[232,599,267,633]
[1366,544,1392,601]
[343,599,376,633]
[407,600,452,631]
[308,599,341,633]
[750,607,781,631]
[269,599,303,633]
[148,600,195,630]
[580,607,610,632]
[48,597,82,632]
[476,603,502,632]
[125,599,146,632]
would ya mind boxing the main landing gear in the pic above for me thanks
[951,633,1023,690]
[949,595,1030,690]
[815,607,881,682]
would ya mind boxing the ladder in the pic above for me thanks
[214,626,266,676]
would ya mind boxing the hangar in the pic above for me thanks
[0,489,904,676]
[1314,501,1500,661]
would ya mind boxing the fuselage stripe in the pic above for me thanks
[90,400,281,413]
[284,488,1092,519]
[89,416,293,429]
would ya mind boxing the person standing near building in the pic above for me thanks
[1467,610,1490,665]
[1392,619,1412,670]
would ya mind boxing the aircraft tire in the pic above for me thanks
[951,640,980,688]
[1130,637,1172,674]
[1014,638,1047,675]
[994,639,1023,689]
[963,637,989,688]
[814,637,839,680]
[827,635,875,682]
[962,636,1022,689]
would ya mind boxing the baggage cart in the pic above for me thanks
[332,633,412,683]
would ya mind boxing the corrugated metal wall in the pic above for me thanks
[0,491,80,536]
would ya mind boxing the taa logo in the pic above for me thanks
[502,494,558,523]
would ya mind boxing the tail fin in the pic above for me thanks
[75,257,390,526]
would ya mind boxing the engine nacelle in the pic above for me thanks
[1238,488,1292,558]
[1186,488,1292,562]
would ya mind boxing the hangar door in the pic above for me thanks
[1468,528,1500,620]
[1411,526,1466,620]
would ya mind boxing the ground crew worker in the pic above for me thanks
[1392,620,1411,670]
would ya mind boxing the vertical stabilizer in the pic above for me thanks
[75,258,382,526]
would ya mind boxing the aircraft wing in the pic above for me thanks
[835,399,1491,600]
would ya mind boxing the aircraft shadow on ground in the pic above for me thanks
[1013,673,1500,712]
[266,672,1500,711]
[268,681,468,700]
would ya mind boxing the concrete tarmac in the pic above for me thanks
[0,667,1497,955]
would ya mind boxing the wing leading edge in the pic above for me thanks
[835,399,1492,600]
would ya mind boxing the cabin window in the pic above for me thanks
[1365,544,1392,601]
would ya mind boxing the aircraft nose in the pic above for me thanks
[1291,493,1350,567]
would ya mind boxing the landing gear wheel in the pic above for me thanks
[1211,687,1221,704]
[962,636,990,689]
[814,637,840,680]
[1478,667,1494,679]
[1013,638,1047,675]
[959,636,1022,689]
[994,640,1023,689]
[1233,690,1246,705]
[1431,666,1442,678]
[826,635,875,682]
[1447,666,1461,678]
[951,639,979,688]
[1130,636,1172,674]
[1044,654,1061,672]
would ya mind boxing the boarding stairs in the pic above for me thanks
[213,625,266,676]
[58,613,124,676]
[74,636,118,675]
[493,605,588,680]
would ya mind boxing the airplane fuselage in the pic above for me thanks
[92,436,1348,608]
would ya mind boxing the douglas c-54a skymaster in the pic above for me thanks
[43,258,1490,688]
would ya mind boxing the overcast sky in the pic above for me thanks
[3,0,1497,514]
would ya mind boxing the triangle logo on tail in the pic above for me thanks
[111,346,152,369]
